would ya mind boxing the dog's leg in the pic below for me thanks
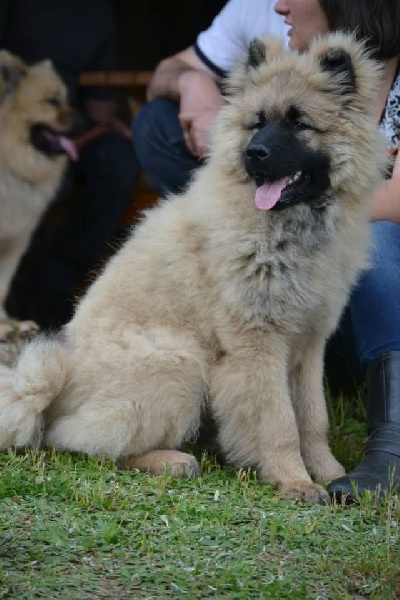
[211,339,330,504]
[290,338,345,483]
[0,233,31,314]
[117,449,201,478]
[45,334,208,465]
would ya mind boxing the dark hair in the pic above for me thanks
[318,0,400,60]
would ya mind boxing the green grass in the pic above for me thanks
[0,393,399,600]
[0,334,398,599]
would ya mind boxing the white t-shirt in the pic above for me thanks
[195,0,289,76]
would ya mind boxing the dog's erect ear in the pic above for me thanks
[224,36,286,97]
[246,38,266,70]
[318,47,356,94]
[245,36,286,72]
[0,50,26,99]
[309,32,382,111]
[29,58,57,81]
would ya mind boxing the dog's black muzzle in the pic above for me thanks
[244,123,296,184]
[244,121,331,210]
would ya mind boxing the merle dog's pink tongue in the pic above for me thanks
[255,177,290,210]
[58,136,78,161]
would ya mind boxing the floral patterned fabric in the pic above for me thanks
[380,65,400,151]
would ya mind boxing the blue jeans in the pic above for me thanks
[132,98,200,196]
[132,100,400,376]
[337,220,400,375]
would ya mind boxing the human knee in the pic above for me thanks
[369,221,400,264]
[132,98,176,137]
[132,98,179,158]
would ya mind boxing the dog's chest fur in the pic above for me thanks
[218,205,339,330]
[0,166,60,238]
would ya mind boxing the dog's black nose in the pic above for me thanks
[245,144,270,162]
[245,143,270,178]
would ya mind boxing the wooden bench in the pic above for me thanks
[79,70,153,87]
[79,70,152,107]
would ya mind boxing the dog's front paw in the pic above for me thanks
[0,319,40,367]
[314,461,346,484]
[306,453,346,484]
[279,481,330,505]
[0,319,39,342]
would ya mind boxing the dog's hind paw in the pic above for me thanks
[117,449,201,478]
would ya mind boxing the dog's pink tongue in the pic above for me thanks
[255,177,290,210]
[58,136,78,161]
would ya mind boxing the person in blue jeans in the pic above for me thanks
[132,0,400,502]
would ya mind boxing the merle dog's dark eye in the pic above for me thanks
[46,96,60,108]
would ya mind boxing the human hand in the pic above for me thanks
[178,70,225,156]
[180,107,223,157]
[370,152,400,222]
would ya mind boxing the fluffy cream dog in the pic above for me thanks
[0,34,387,503]
[0,50,76,317]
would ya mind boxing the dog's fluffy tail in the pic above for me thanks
[0,336,68,449]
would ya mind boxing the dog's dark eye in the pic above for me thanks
[293,120,310,131]
[46,96,60,108]
[248,110,267,130]
[286,106,312,131]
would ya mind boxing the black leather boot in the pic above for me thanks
[328,351,400,502]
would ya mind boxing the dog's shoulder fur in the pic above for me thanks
[75,34,386,338]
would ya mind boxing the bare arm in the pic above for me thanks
[147,46,219,101]
[147,46,226,157]
[370,153,400,223]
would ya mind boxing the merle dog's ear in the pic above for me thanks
[318,47,356,94]
[0,64,20,92]
[0,50,26,99]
